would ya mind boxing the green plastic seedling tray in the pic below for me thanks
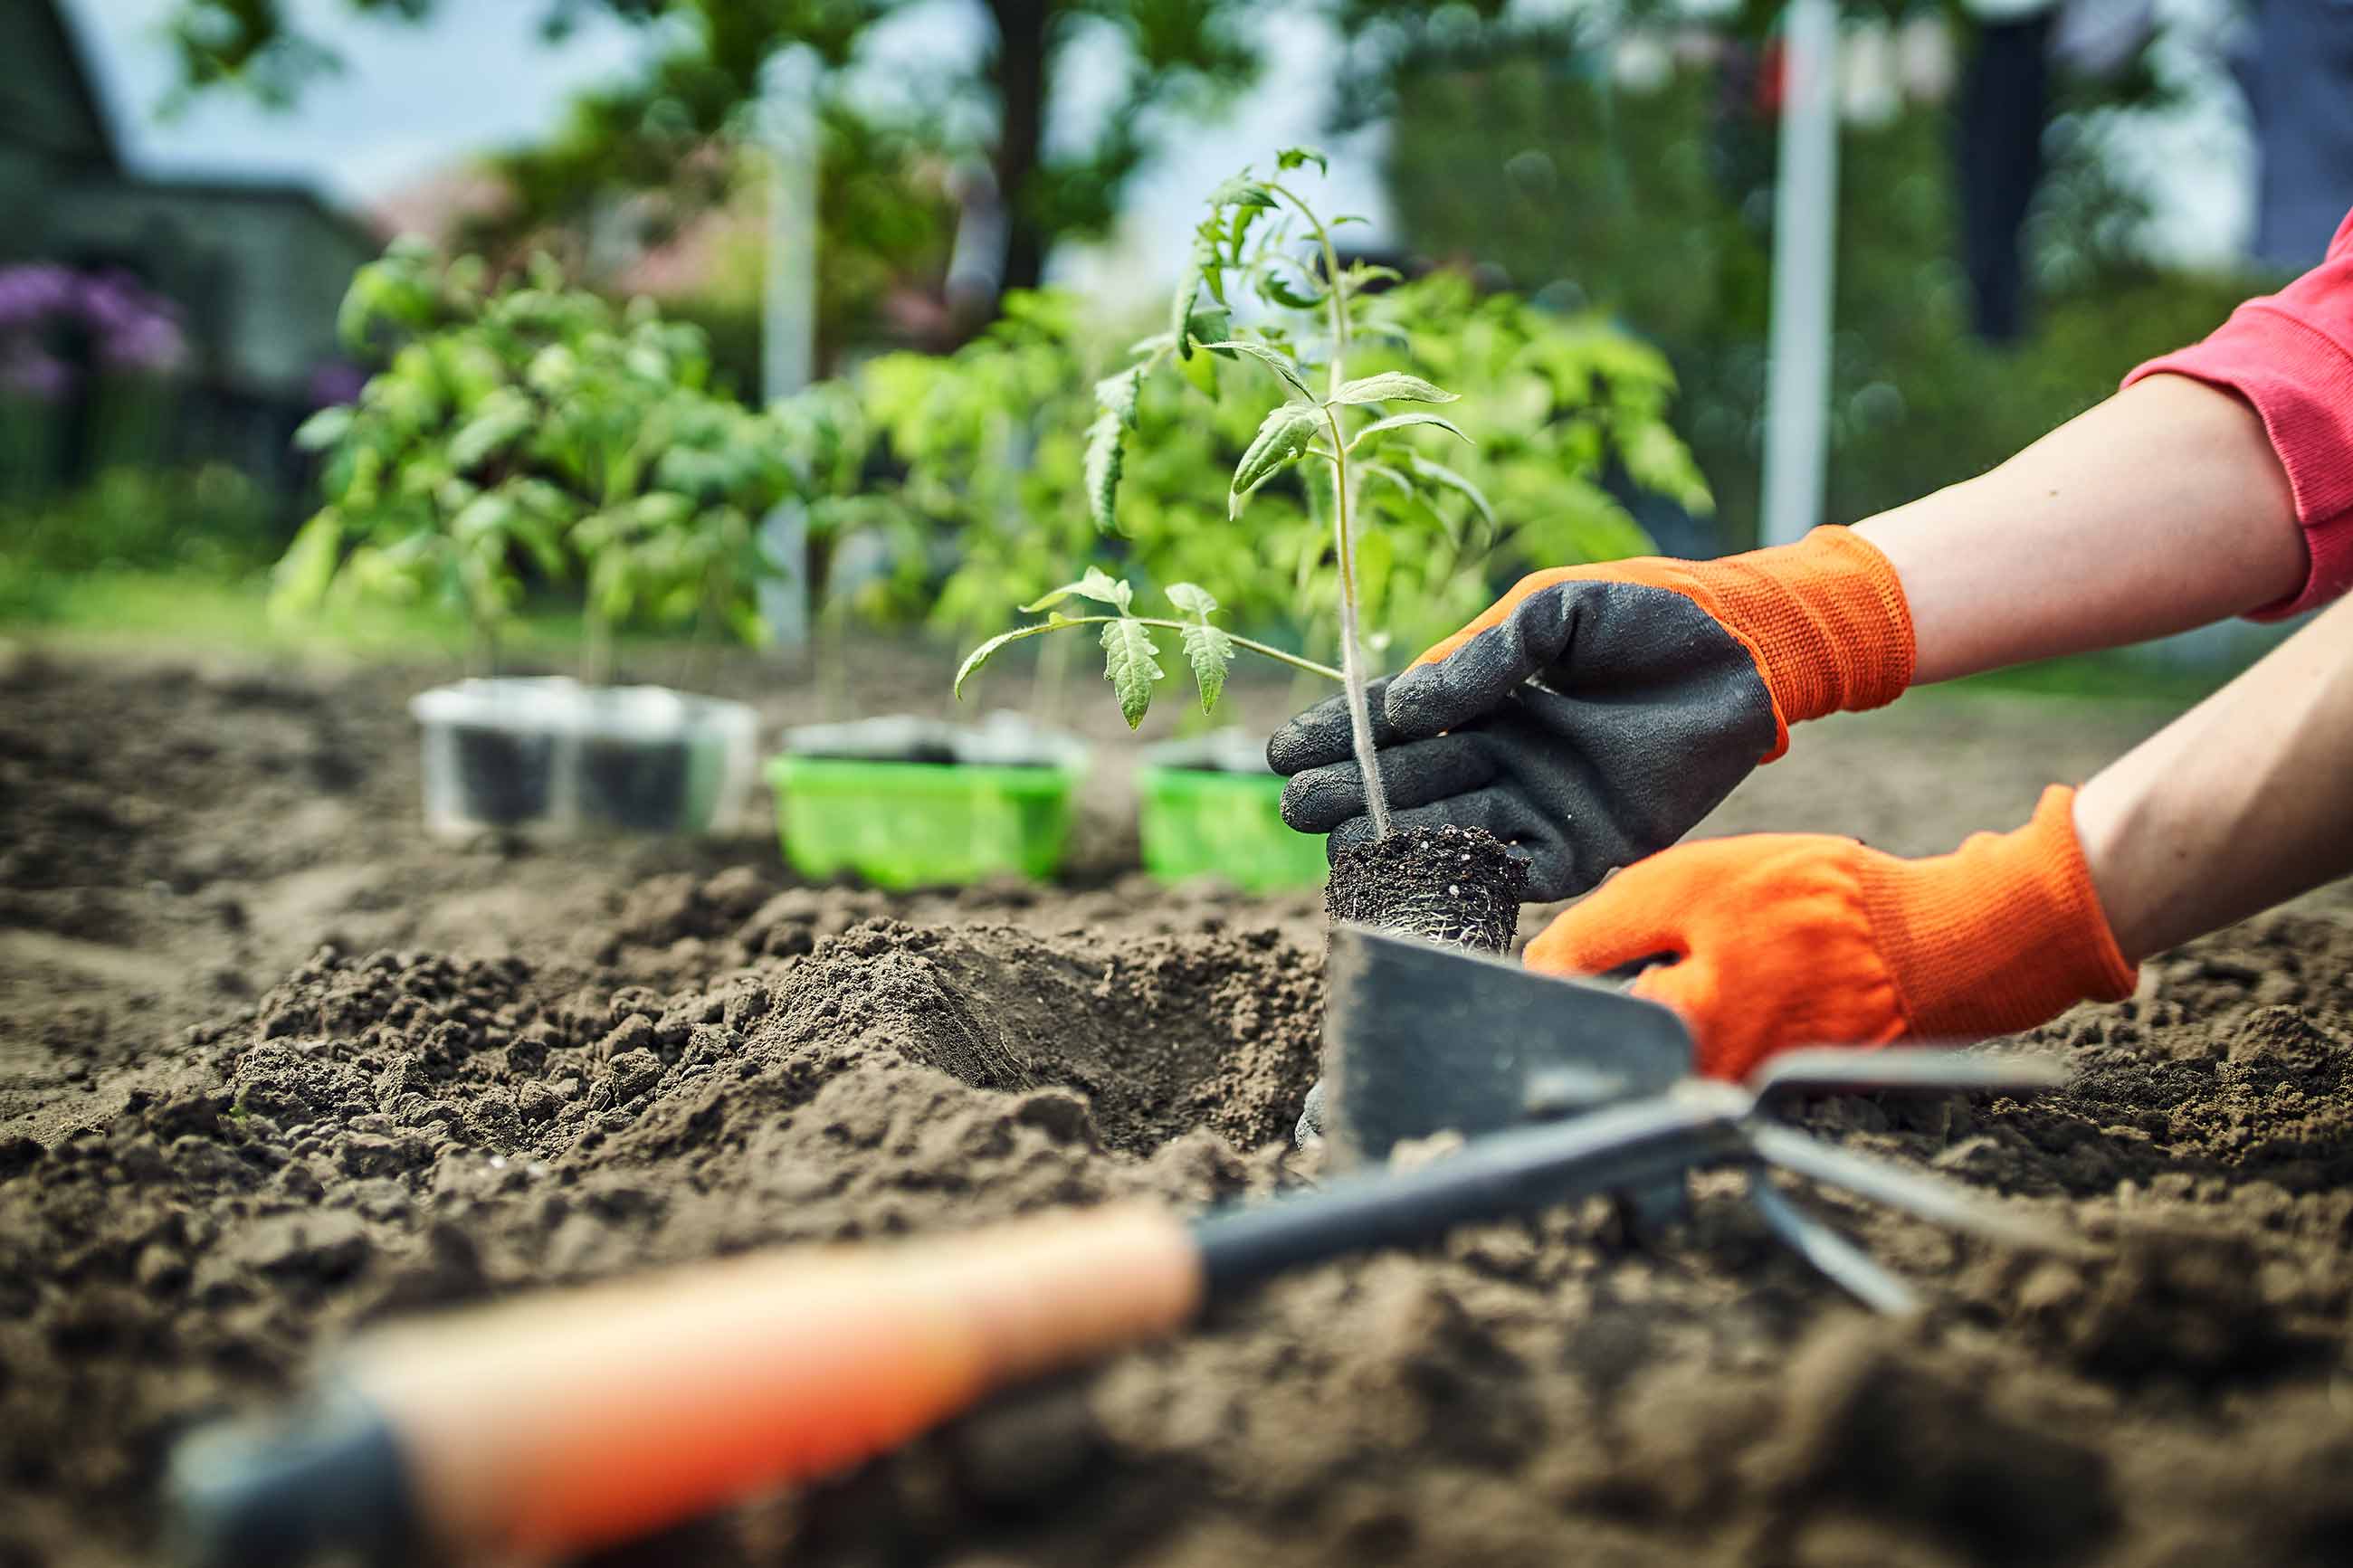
[1137,761,1329,892]
[767,753,1084,889]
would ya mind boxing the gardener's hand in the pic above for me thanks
[1267,526,1914,899]
[1526,786,2138,1079]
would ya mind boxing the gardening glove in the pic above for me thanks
[1268,526,1914,900]
[1526,786,2139,1081]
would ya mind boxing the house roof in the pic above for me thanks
[14,0,122,171]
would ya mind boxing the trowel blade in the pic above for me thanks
[1322,925,1697,1167]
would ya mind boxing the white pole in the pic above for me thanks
[1759,0,1841,548]
[757,47,820,652]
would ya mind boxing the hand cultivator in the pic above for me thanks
[171,927,2075,1568]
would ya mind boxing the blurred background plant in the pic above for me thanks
[862,269,1706,726]
[7,0,2320,697]
[270,243,814,680]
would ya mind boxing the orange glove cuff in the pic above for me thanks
[1669,525,1917,730]
[1858,784,2139,1039]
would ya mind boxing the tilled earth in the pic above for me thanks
[4,641,2350,1568]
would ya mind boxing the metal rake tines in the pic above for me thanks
[1718,1047,2083,1313]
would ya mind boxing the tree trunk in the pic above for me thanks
[987,0,1053,296]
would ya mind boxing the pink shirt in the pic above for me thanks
[2125,208,2353,619]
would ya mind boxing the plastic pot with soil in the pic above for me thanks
[412,678,760,839]
[767,710,1090,889]
[1137,729,1330,892]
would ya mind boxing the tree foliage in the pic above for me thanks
[164,0,1260,315]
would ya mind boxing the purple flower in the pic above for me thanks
[0,265,76,331]
[305,358,368,409]
[0,263,187,376]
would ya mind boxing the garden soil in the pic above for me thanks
[5,642,2352,1568]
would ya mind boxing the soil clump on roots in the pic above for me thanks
[1325,823,1529,955]
[5,653,2353,1567]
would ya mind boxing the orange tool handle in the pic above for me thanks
[347,1204,1202,1559]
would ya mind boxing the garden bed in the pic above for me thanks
[4,644,2350,1567]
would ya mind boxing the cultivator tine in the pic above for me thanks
[1747,1177,1920,1316]
[1744,1122,2086,1256]
[1747,1047,2071,1101]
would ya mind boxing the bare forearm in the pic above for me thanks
[2073,589,2353,961]
[1854,375,2306,684]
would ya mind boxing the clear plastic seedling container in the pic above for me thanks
[411,677,759,839]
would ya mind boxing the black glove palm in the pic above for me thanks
[1267,579,1779,901]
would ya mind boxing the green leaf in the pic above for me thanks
[1169,274,1201,358]
[268,511,343,619]
[1100,618,1164,728]
[955,624,1039,701]
[1024,565,1132,615]
[1208,174,1278,211]
[1348,412,1472,451]
[1404,452,1498,527]
[1083,408,1125,533]
[1329,373,1459,406]
[1256,270,1323,311]
[1177,345,1218,397]
[1195,339,1314,401]
[292,406,353,452]
[1095,366,1145,428]
[1231,406,1321,519]
[1166,584,1234,714]
[1165,582,1218,616]
[1275,147,1328,175]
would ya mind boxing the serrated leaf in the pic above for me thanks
[1179,621,1234,714]
[1094,366,1144,428]
[1083,408,1125,532]
[1208,174,1278,210]
[1196,339,1313,401]
[1329,372,1459,406]
[1405,452,1497,527]
[1165,582,1218,616]
[1166,583,1234,714]
[1023,565,1131,614]
[1100,618,1163,728]
[1231,406,1321,519]
[1275,147,1328,174]
[1347,412,1472,451]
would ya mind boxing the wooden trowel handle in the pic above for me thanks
[175,1205,1201,1565]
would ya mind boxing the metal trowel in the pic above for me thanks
[1313,922,2086,1308]
[1319,925,1695,1167]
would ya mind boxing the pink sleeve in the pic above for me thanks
[2124,209,2353,619]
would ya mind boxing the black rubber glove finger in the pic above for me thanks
[1380,583,1592,741]
[1277,732,1500,833]
[1265,676,1402,776]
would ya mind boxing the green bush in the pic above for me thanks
[863,275,1703,694]
[276,244,823,678]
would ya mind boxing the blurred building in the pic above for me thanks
[5,0,380,489]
